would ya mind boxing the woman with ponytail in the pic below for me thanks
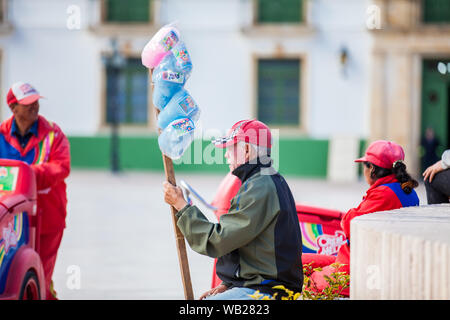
[304,140,419,296]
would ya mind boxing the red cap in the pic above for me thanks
[212,119,272,149]
[7,82,43,106]
[355,140,405,169]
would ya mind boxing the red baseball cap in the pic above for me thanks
[212,119,272,149]
[355,140,405,169]
[7,82,44,106]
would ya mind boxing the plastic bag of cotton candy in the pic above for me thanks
[141,23,200,160]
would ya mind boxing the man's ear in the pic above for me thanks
[9,103,16,113]
[245,143,252,158]
[370,165,376,178]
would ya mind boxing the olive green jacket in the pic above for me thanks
[176,158,303,293]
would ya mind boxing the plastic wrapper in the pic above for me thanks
[158,118,195,160]
[157,89,200,130]
[151,41,193,110]
[141,23,180,68]
[142,24,199,160]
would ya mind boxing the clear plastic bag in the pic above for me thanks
[142,24,199,160]
[151,41,193,110]
[141,23,181,68]
[157,88,200,130]
[158,118,195,160]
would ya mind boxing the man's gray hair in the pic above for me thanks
[237,141,270,158]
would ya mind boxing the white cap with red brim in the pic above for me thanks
[7,82,44,106]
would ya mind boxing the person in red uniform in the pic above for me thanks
[304,140,419,296]
[0,82,70,299]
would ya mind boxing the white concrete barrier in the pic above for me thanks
[350,204,450,299]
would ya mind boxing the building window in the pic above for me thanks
[105,0,151,23]
[106,58,148,125]
[422,0,450,23]
[257,0,303,23]
[257,59,301,127]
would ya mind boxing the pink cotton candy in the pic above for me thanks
[141,25,181,68]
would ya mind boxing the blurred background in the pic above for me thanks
[0,0,447,299]
[1,0,449,177]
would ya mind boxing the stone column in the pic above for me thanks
[369,50,417,173]
[386,52,414,167]
[369,50,387,142]
[351,204,450,299]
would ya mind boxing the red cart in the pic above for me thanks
[0,159,45,300]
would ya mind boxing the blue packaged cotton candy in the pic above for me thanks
[152,41,193,110]
[153,41,192,76]
[171,41,193,75]
[152,70,186,110]
[157,89,200,129]
[158,118,195,159]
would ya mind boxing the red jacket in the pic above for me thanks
[0,115,71,234]
[335,175,419,272]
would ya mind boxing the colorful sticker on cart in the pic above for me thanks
[0,166,19,192]
[317,231,347,255]
[2,222,18,253]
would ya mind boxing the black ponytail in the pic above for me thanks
[392,161,418,194]
[365,161,418,194]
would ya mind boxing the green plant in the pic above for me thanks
[301,262,349,300]
[250,262,349,300]
[248,285,300,300]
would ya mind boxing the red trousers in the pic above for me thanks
[38,231,64,300]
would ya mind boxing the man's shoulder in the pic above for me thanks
[241,170,278,196]
[249,166,281,184]
[37,116,65,135]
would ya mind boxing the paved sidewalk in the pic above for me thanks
[52,170,426,300]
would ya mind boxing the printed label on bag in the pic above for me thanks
[172,118,195,133]
[173,45,191,68]
[179,95,196,113]
[160,31,179,51]
[162,71,184,84]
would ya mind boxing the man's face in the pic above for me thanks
[225,143,250,172]
[10,100,39,123]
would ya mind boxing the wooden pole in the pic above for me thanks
[151,69,194,300]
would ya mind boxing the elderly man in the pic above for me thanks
[0,82,70,299]
[163,119,303,300]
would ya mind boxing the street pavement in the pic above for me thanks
[52,170,426,300]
